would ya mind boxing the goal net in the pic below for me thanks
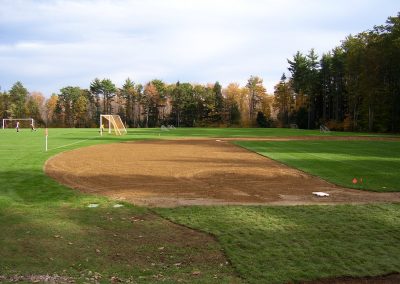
[320,124,331,133]
[2,118,35,129]
[100,115,127,136]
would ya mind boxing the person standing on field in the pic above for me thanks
[16,121,20,132]
[30,121,36,131]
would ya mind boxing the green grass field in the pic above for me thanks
[0,128,241,283]
[236,140,400,192]
[108,127,397,138]
[156,204,400,284]
[1,127,399,283]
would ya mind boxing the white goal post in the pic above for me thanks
[320,124,331,133]
[99,115,127,136]
[2,118,34,129]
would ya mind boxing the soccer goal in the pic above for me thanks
[320,124,331,133]
[100,115,127,136]
[2,118,35,129]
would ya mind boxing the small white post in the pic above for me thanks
[108,116,111,134]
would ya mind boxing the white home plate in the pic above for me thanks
[312,192,330,197]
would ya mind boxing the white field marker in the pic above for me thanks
[50,139,91,151]
[312,192,330,197]
[45,128,48,152]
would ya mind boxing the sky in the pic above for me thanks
[0,0,398,96]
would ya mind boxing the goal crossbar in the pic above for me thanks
[100,115,127,136]
[2,118,34,129]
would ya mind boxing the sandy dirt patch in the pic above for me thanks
[44,139,400,207]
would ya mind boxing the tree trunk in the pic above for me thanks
[368,105,374,131]
[132,100,136,127]
[353,105,357,130]
[137,104,141,127]
[307,100,311,129]
[145,107,149,128]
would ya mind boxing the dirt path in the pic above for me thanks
[44,139,400,207]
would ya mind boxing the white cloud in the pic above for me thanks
[0,0,398,95]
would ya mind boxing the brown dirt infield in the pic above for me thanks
[44,139,400,207]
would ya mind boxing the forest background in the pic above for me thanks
[1,14,399,132]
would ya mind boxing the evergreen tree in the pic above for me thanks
[212,81,224,122]
[273,73,293,126]
[9,81,28,118]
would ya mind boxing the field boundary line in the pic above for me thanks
[48,136,101,151]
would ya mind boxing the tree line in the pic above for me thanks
[0,77,272,128]
[1,13,399,132]
[275,13,400,132]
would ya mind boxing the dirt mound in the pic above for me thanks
[44,139,400,207]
